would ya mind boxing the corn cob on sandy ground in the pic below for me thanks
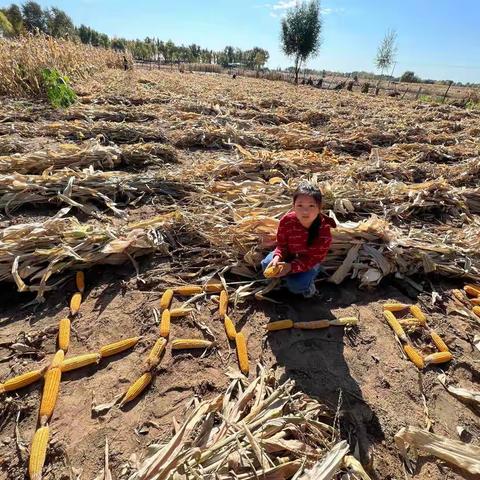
[99,337,140,358]
[75,271,85,293]
[472,306,480,318]
[70,292,82,316]
[61,353,101,372]
[50,350,65,369]
[39,366,61,425]
[120,372,153,407]
[266,319,293,331]
[464,285,480,297]
[403,345,424,369]
[170,308,194,317]
[146,338,167,369]
[219,290,228,316]
[329,317,358,326]
[383,310,408,342]
[203,282,223,293]
[430,330,449,352]
[235,333,249,375]
[29,426,49,480]
[58,318,70,352]
[159,289,174,310]
[171,339,213,350]
[224,315,237,340]
[424,351,453,365]
[383,303,408,312]
[174,285,203,296]
[294,320,330,330]
[409,305,427,323]
[0,368,45,393]
[159,309,171,338]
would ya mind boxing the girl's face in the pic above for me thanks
[293,194,320,228]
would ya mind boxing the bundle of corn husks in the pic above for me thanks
[0,212,179,300]
[128,367,349,480]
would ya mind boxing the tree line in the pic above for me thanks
[0,2,269,69]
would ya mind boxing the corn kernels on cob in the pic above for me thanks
[159,310,171,338]
[329,317,358,326]
[58,318,70,352]
[61,353,101,372]
[471,298,480,306]
[203,282,223,293]
[171,339,212,350]
[451,289,465,301]
[430,330,449,352]
[39,367,61,425]
[409,305,426,323]
[99,337,140,358]
[235,333,249,375]
[383,310,408,342]
[120,372,152,407]
[403,345,424,369]
[294,320,330,330]
[464,285,480,297]
[472,306,480,318]
[383,303,407,312]
[264,264,281,278]
[266,319,293,331]
[424,351,453,365]
[70,292,82,316]
[224,315,237,340]
[159,289,174,310]
[28,426,49,480]
[170,308,193,318]
[50,350,65,369]
[219,290,228,316]
[1,369,45,393]
[75,271,85,293]
[174,285,203,296]
[146,338,167,368]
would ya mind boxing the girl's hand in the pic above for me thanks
[270,255,281,267]
[277,263,292,277]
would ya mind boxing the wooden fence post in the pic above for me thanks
[415,86,422,100]
[442,81,453,103]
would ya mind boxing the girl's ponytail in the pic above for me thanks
[307,215,321,246]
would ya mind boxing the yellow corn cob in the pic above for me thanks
[383,303,407,312]
[1,369,45,393]
[28,426,49,480]
[473,306,480,318]
[58,318,70,352]
[451,289,465,301]
[50,350,65,369]
[159,309,171,338]
[39,367,61,425]
[383,311,408,342]
[120,372,152,407]
[409,305,427,323]
[171,339,213,350]
[170,308,194,318]
[70,292,82,316]
[471,298,480,306]
[219,290,228,316]
[403,345,424,369]
[203,282,224,293]
[99,337,140,358]
[174,285,203,296]
[224,314,237,340]
[61,353,101,372]
[430,330,449,352]
[146,338,167,368]
[264,264,281,278]
[235,333,249,375]
[424,351,453,365]
[75,271,85,293]
[398,318,424,329]
[294,320,330,329]
[266,319,294,331]
[464,285,480,297]
[329,317,358,326]
[159,289,174,310]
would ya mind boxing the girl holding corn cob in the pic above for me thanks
[261,182,335,297]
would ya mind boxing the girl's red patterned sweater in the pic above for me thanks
[273,211,336,273]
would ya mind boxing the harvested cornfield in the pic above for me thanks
[1,68,479,480]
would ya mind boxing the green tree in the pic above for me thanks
[375,29,397,76]
[46,7,74,38]
[22,1,46,33]
[400,71,420,83]
[281,0,322,83]
[0,10,14,37]
[4,4,23,35]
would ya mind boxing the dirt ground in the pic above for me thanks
[0,69,479,479]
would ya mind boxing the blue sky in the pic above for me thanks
[3,0,480,82]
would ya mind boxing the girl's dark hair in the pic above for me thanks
[293,182,323,246]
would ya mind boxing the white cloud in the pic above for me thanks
[272,1,298,10]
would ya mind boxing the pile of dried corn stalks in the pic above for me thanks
[126,367,354,480]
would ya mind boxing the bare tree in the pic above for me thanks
[375,29,397,77]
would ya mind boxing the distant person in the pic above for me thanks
[307,76,314,86]
[316,78,323,88]
[261,182,335,298]
[123,55,129,71]
[301,78,306,85]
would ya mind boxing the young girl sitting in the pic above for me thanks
[261,182,335,297]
